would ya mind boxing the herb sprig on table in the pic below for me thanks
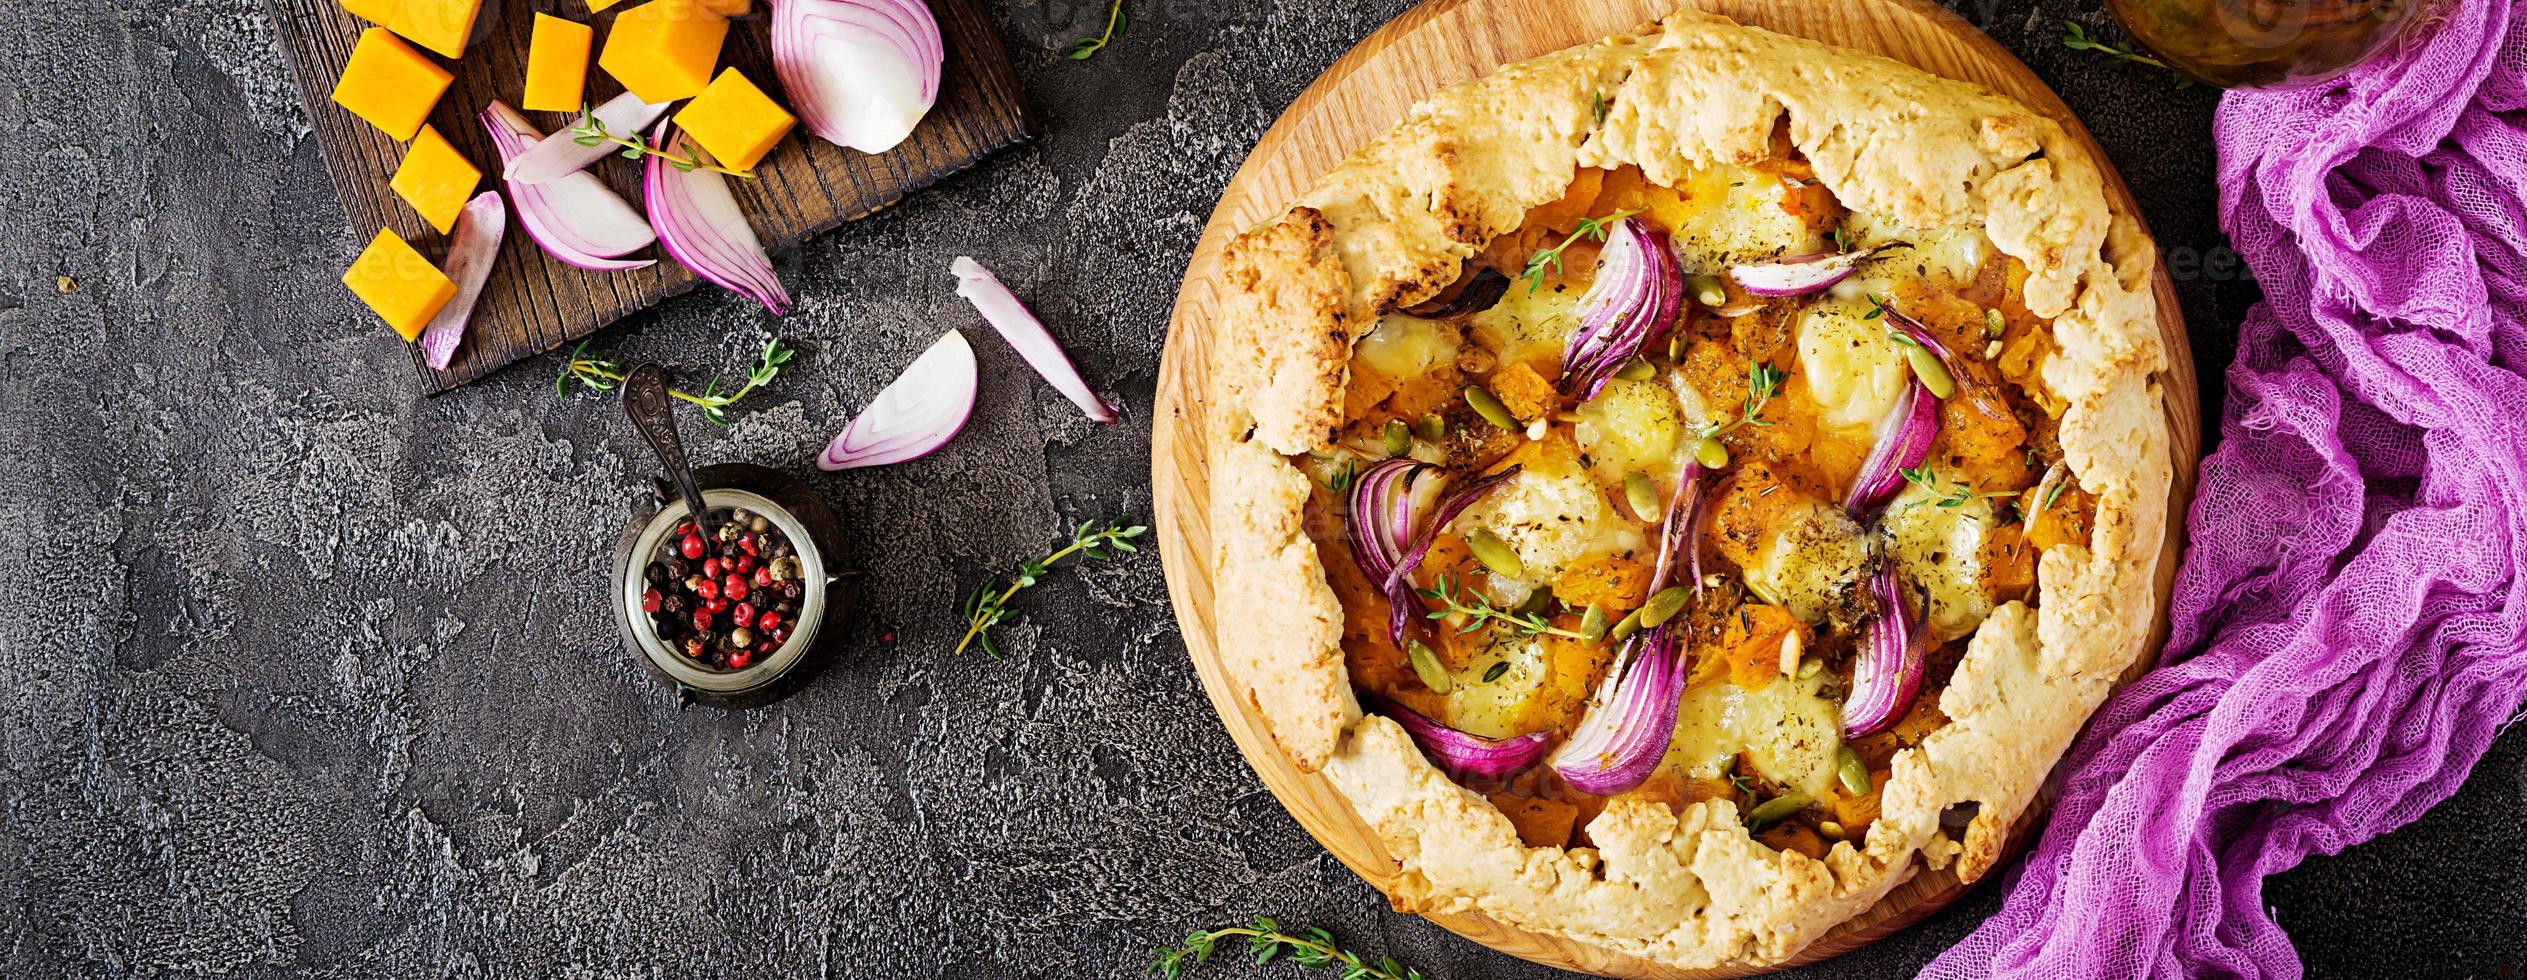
[1067,0,1128,60]
[957,519,1148,656]
[571,105,757,178]
[555,338,796,424]
[2061,21,2195,87]
[1150,916,1427,980]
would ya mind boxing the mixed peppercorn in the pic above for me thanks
[642,507,807,670]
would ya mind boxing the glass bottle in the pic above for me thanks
[2107,0,2446,88]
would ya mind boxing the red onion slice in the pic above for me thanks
[1881,302,1960,369]
[1345,458,1433,588]
[1548,622,1690,795]
[770,0,943,154]
[951,256,1119,424]
[1372,696,1551,782]
[818,330,977,470]
[1841,565,1927,737]
[1558,217,1683,400]
[1842,380,1943,518]
[503,91,672,185]
[417,192,505,370]
[1645,461,1707,596]
[645,121,791,314]
[480,101,658,271]
[1729,242,1906,298]
[1380,466,1524,598]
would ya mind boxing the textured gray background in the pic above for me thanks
[1,0,2520,977]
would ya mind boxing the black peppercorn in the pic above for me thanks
[645,561,671,584]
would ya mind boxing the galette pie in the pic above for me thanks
[1204,10,2170,971]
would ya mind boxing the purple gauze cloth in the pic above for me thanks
[1926,3,2527,978]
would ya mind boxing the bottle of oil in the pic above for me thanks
[2107,0,2444,88]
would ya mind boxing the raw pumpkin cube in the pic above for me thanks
[697,0,750,13]
[330,28,453,141]
[522,14,595,112]
[339,0,399,25]
[386,0,484,58]
[598,0,729,103]
[587,0,629,10]
[389,125,480,234]
[342,228,456,341]
[673,68,794,171]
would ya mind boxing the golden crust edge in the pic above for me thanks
[1204,9,2172,969]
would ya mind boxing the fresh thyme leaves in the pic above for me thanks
[2041,476,2070,511]
[571,105,757,178]
[1321,455,1359,493]
[957,520,1148,656]
[1861,292,1888,320]
[1695,361,1785,442]
[1898,466,2017,510]
[2061,21,2194,86]
[1830,227,1853,253]
[1591,91,1608,125]
[1482,660,1512,683]
[1149,916,1427,980]
[1420,574,1592,640]
[1067,0,1127,60]
[1518,208,1645,294]
[555,338,796,424]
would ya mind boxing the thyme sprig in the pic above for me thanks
[2061,21,2194,87]
[555,338,796,424]
[1067,0,1127,60]
[1150,916,1427,980]
[1419,574,1591,640]
[1518,208,1645,294]
[1898,466,2019,510]
[571,105,756,178]
[957,519,1148,656]
[1696,361,1785,441]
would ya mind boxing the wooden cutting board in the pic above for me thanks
[268,0,1030,394]
[1148,0,2201,976]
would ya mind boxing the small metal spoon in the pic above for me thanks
[622,363,714,547]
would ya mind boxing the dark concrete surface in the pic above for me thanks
[0,0,2518,977]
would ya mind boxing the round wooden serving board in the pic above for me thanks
[1149,1,2201,975]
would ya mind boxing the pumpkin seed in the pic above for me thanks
[1818,820,1846,840]
[1466,529,1525,578]
[1905,344,1957,400]
[1608,607,1644,643]
[1406,639,1452,694]
[1622,471,1659,520]
[1614,356,1655,382]
[1481,660,1512,683]
[1639,586,1692,628]
[1667,332,1687,362]
[1797,656,1824,679]
[1693,435,1730,470]
[1463,385,1517,431]
[1381,418,1411,456]
[1413,413,1446,442]
[1579,604,1610,641]
[1514,585,1555,618]
[1745,792,1811,829]
[1836,746,1872,797]
[1985,307,2007,338]
[1687,273,1728,307]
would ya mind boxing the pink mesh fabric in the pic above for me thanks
[1925,3,2527,978]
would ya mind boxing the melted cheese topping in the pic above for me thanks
[1356,313,1459,379]
[1446,633,1548,740]
[1634,165,1826,270]
[1881,474,1998,643]
[1655,675,1844,800]
[1467,277,1579,368]
[1571,375,1694,489]
[1454,448,1643,605]
[1844,213,1990,284]
[1741,500,1870,627]
[1795,298,1910,434]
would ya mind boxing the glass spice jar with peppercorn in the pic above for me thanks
[2106,0,2447,88]
[641,504,812,671]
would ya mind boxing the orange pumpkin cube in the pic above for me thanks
[587,0,629,10]
[338,0,399,25]
[342,228,457,341]
[522,14,595,112]
[672,68,795,171]
[697,0,751,13]
[386,0,484,59]
[389,125,481,234]
[598,0,729,103]
[330,28,453,141]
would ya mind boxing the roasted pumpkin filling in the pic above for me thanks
[1301,142,2098,859]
